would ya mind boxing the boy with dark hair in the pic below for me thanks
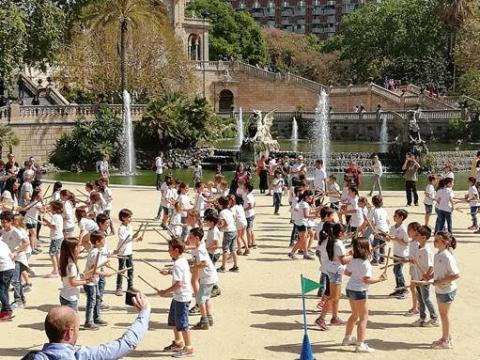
[189,228,218,330]
[389,209,410,299]
[160,238,194,357]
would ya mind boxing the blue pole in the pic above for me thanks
[301,275,307,336]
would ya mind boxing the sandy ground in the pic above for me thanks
[1,185,479,360]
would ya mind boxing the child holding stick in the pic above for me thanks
[431,231,460,349]
[466,176,480,232]
[205,211,221,298]
[189,228,218,330]
[115,209,142,296]
[410,225,438,327]
[159,238,194,357]
[83,231,112,329]
[405,222,421,317]
[343,237,386,353]
[59,238,91,310]
[424,175,437,226]
[389,209,410,299]
[25,189,44,255]
[44,201,64,277]
[217,196,239,272]
[369,195,389,265]
[0,237,15,320]
[60,190,76,237]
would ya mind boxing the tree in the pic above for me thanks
[15,0,66,71]
[437,0,472,90]
[187,0,267,64]
[136,93,228,150]
[263,29,348,85]
[49,106,123,170]
[0,124,19,155]
[0,1,26,84]
[81,0,165,93]
[56,13,195,100]
[337,0,450,91]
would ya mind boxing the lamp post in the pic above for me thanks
[202,11,209,99]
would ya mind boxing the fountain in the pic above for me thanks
[379,114,388,153]
[120,90,137,175]
[236,107,244,147]
[312,89,330,167]
[291,116,298,152]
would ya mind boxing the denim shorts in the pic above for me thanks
[346,289,368,300]
[320,272,330,297]
[196,283,214,305]
[49,238,63,256]
[63,226,75,234]
[60,295,78,311]
[162,206,172,216]
[436,290,456,304]
[167,299,190,331]
[26,223,36,230]
[327,271,343,285]
[424,204,433,215]
[246,216,255,230]
[222,231,237,253]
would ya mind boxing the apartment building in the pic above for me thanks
[228,0,366,39]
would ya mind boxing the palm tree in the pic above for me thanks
[0,124,19,155]
[438,0,471,90]
[81,0,165,93]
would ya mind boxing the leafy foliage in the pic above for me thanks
[135,93,230,151]
[0,1,26,80]
[447,116,480,141]
[263,29,348,85]
[49,107,123,170]
[187,0,267,64]
[56,1,195,99]
[0,124,19,154]
[337,0,450,90]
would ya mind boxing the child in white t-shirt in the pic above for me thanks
[326,175,341,210]
[189,228,218,330]
[434,178,454,234]
[466,176,480,231]
[114,209,142,296]
[44,201,64,277]
[59,238,91,311]
[431,231,460,350]
[217,196,239,273]
[424,175,437,226]
[242,183,256,249]
[369,195,390,265]
[159,238,194,357]
[389,209,410,298]
[410,225,438,327]
[0,238,15,320]
[205,211,222,298]
[25,189,44,255]
[231,195,249,256]
[343,237,386,353]
[272,170,285,215]
[405,222,421,317]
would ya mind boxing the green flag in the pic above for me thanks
[301,275,322,294]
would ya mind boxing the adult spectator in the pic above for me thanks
[256,155,268,194]
[26,292,150,360]
[345,161,362,188]
[5,153,19,176]
[402,153,420,206]
[230,162,250,195]
[154,154,164,190]
[369,155,383,197]
[290,155,307,181]
[267,156,277,196]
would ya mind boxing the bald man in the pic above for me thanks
[27,292,150,360]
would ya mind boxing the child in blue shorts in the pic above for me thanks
[159,238,194,357]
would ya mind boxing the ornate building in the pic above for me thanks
[163,0,210,61]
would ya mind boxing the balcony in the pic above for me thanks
[312,17,322,24]
[312,27,324,34]
[281,9,294,16]
[295,26,306,33]
[297,18,306,25]
[281,19,290,25]
[296,8,306,16]
[327,15,336,23]
[312,7,322,15]
[325,8,337,15]
[282,25,294,32]
[251,9,265,18]
[266,8,276,16]
[327,0,337,6]
[267,21,276,28]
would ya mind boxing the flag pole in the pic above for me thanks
[301,274,307,336]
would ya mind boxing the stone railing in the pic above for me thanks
[4,103,147,123]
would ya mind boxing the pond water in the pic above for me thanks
[44,169,473,191]
[214,139,479,153]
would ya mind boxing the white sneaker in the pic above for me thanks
[426,318,439,327]
[342,336,357,346]
[355,342,375,353]
[411,318,425,327]
[431,338,452,349]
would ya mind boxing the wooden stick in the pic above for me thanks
[76,188,88,197]
[42,184,51,199]
[154,228,170,241]
[142,259,166,273]
[382,248,392,274]
[106,264,131,279]
[141,222,147,238]
[138,275,160,292]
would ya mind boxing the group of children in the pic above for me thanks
[281,160,462,352]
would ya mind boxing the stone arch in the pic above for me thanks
[188,33,202,61]
[219,89,234,113]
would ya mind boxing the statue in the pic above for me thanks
[238,109,280,163]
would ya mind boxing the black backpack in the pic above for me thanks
[21,351,50,360]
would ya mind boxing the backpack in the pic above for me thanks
[21,351,50,360]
